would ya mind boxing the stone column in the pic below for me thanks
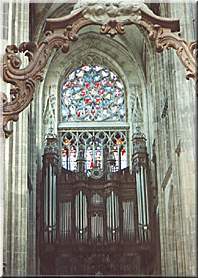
[0,83,5,278]
[2,1,30,276]
[168,3,196,276]
[143,2,196,275]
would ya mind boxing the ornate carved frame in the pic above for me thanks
[2,3,196,138]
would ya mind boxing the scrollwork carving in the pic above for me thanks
[18,41,38,61]
[154,29,196,79]
[3,28,79,135]
[101,20,125,37]
[137,16,196,80]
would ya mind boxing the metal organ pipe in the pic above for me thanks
[59,202,71,240]
[123,201,134,240]
[127,202,130,239]
[80,191,82,239]
[111,192,115,233]
[63,203,65,239]
[65,203,67,238]
[115,194,118,240]
[75,191,87,240]
[144,168,150,238]
[44,167,48,242]
[135,173,140,240]
[53,174,56,241]
[127,202,129,239]
[68,202,71,237]
[49,165,52,242]
[75,196,78,239]
[42,131,59,244]
[106,192,119,241]
[78,194,79,239]
[96,215,98,238]
[132,128,150,243]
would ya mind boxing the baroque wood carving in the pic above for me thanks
[2,2,196,137]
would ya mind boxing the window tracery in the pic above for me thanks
[61,65,126,122]
[61,130,128,173]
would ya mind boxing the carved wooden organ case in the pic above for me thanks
[37,129,158,276]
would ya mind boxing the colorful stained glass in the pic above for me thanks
[61,65,126,121]
[61,130,127,172]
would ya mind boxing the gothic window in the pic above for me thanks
[59,63,129,174]
[61,65,126,122]
[61,130,128,173]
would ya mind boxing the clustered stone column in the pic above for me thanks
[2,1,30,276]
[144,2,196,276]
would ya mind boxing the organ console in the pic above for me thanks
[37,128,158,275]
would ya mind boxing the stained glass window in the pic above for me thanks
[61,130,128,173]
[61,65,126,122]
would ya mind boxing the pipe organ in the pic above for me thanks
[38,129,157,275]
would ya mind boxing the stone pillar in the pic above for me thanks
[153,3,196,276]
[143,2,196,275]
[0,86,5,278]
[168,3,196,276]
[2,1,30,276]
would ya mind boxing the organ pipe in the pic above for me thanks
[132,127,150,242]
[123,201,134,240]
[106,192,119,241]
[42,131,59,243]
[75,191,87,240]
[59,202,71,240]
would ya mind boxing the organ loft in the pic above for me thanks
[37,127,160,275]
